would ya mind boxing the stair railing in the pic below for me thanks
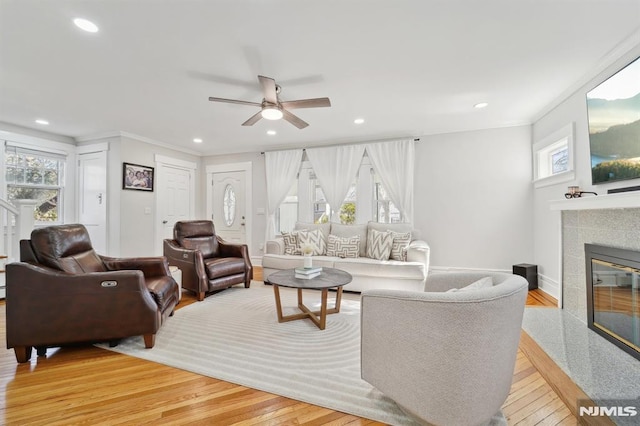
[0,198,37,263]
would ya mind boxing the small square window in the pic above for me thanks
[533,123,575,188]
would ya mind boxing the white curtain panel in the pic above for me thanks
[306,144,366,221]
[365,139,415,223]
[265,149,303,240]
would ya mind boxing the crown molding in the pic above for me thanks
[76,131,202,156]
[532,27,640,123]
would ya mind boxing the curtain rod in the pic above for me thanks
[260,137,420,154]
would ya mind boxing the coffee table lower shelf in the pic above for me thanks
[272,286,344,330]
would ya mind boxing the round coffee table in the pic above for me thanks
[265,267,352,330]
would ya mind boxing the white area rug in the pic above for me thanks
[99,284,417,425]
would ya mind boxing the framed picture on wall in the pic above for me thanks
[123,162,154,191]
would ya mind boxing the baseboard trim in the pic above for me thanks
[429,265,511,274]
[537,273,559,301]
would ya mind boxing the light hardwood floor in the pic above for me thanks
[0,271,584,425]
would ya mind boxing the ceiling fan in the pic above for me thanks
[208,75,331,129]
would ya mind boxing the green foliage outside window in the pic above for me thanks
[5,150,63,222]
[340,202,356,224]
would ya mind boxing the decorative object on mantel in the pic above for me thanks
[608,185,640,194]
[564,186,597,199]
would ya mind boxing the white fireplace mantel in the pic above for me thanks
[550,191,640,211]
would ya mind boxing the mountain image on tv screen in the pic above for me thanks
[587,56,640,184]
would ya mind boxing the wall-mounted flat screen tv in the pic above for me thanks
[587,56,640,184]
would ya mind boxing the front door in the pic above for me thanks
[158,165,192,251]
[212,171,246,243]
[78,151,107,254]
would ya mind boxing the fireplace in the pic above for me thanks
[585,244,640,360]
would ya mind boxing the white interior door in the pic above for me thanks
[212,171,246,243]
[158,165,192,250]
[78,151,107,254]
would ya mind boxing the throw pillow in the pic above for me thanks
[366,228,394,260]
[326,234,360,258]
[282,231,301,255]
[389,231,411,261]
[446,276,494,293]
[296,229,327,256]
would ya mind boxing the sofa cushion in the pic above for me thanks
[294,222,331,241]
[446,276,494,293]
[297,229,327,256]
[366,229,394,260]
[389,231,411,261]
[174,220,219,258]
[30,223,107,273]
[282,232,301,255]
[326,234,359,258]
[330,223,368,257]
[204,257,246,280]
[367,221,413,238]
[262,254,337,271]
[334,257,426,280]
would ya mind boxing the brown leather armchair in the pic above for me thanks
[163,220,253,301]
[6,224,179,363]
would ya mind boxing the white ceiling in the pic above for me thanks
[1,0,639,155]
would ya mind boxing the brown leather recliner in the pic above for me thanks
[163,220,252,301]
[6,224,179,363]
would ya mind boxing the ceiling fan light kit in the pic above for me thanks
[261,106,283,120]
[209,75,330,129]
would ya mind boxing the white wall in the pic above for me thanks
[116,136,203,257]
[414,126,534,271]
[532,42,640,298]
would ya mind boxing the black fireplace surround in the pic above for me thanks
[585,244,640,361]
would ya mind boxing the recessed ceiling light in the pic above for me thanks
[35,119,49,125]
[354,118,365,124]
[73,18,99,33]
[193,138,203,143]
[474,102,489,109]
[267,130,277,136]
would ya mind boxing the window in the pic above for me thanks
[533,123,575,188]
[374,179,401,223]
[274,152,407,233]
[5,146,66,223]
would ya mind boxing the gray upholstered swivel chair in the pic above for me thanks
[361,272,528,426]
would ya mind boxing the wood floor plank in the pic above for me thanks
[0,271,582,425]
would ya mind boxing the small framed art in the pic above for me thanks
[123,162,154,191]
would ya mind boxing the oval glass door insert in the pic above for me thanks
[223,184,236,226]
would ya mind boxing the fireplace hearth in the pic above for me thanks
[585,244,640,361]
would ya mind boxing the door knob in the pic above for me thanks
[162,220,168,224]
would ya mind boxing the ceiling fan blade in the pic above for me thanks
[280,98,331,109]
[258,75,278,104]
[208,97,261,107]
[282,110,309,129]
[242,111,263,126]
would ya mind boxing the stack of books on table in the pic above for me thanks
[294,266,323,280]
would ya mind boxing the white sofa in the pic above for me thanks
[262,221,430,292]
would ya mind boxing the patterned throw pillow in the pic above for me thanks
[389,231,411,261]
[282,231,301,255]
[296,229,327,256]
[366,229,394,260]
[326,234,360,258]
